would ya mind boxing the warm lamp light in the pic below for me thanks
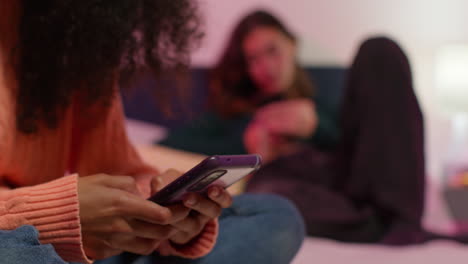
[435,45,468,180]
[435,45,468,114]
[436,45,468,233]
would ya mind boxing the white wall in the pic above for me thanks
[191,0,468,181]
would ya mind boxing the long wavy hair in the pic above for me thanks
[210,10,314,118]
[4,0,202,133]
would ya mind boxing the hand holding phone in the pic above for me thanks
[149,155,261,206]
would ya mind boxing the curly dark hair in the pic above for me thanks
[14,0,202,133]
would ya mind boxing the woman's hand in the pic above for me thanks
[169,185,232,245]
[244,99,317,162]
[244,122,301,163]
[243,121,275,161]
[153,170,233,248]
[254,99,318,138]
[78,174,190,260]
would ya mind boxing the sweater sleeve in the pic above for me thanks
[76,92,219,259]
[0,174,91,264]
[158,219,219,259]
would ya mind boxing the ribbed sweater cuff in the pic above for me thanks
[0,175,91,263]
[166,219,219,259]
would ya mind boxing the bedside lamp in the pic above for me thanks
[435,45,468,233]
[435,45,468,183]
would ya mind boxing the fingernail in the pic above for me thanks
[210,188,221,198]
[185,196,197,206]
[156,177,163,185]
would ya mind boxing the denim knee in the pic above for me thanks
[232,194,306,261]
[0,225,67,264]
[253,194,305,249]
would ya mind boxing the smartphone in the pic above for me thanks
[149,154,262,206]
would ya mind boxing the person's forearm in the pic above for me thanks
[0,175,91,263]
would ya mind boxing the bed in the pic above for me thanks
[126,118,468,264]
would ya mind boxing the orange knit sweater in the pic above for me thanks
[0,3,218,263]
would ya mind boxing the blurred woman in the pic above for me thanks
[159,10,338,162]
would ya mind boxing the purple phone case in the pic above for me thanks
[149,155,261,205]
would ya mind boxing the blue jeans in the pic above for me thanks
[0,194,305,264]
[0,226,67,264]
